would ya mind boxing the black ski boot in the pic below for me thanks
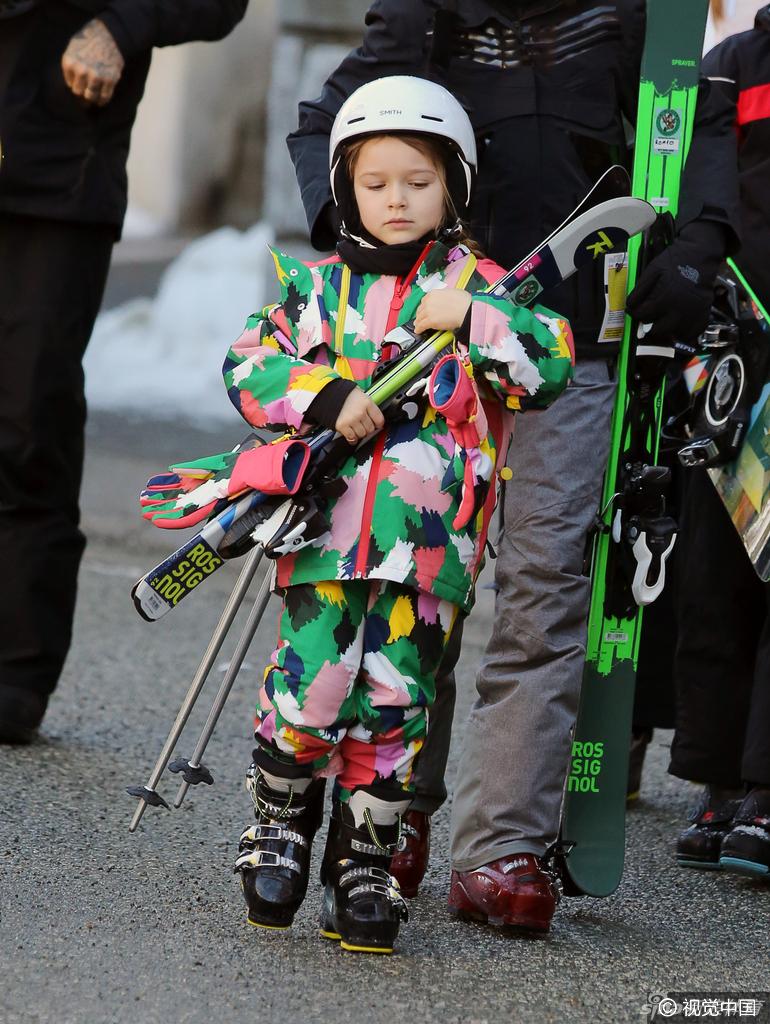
[319,789,410,954]
[676,784,744,870]
[720,787,770,878]
[234,755,325,929]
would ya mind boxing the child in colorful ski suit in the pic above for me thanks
[224,76,573,952]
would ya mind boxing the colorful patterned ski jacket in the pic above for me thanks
[223,240,573,612]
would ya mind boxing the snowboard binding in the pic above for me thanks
[668,267,770,469]
[608,462,677,612]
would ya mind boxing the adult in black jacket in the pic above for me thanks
[287,0,739,931]
[672,5,770,879]
[0,0,248,743]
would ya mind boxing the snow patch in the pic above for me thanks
[85,222,275,422]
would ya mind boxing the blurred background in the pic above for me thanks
[87,0,370,423]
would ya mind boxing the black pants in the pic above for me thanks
[669,468,770,787]
[0,215,113,699]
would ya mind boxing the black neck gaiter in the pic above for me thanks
[336,232,437,276]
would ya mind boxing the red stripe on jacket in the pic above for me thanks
[737,82,770,126]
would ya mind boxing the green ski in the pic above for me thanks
[559,0,710,897]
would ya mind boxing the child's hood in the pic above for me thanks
[268,246,324,309]
[266,246,338,356]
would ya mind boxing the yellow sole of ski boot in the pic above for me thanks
[339,941,393,954]
[248,917,291,931]
[319,928,392,953]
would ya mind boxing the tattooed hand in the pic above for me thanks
[61,19,125,107]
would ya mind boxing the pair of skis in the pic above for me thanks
[127,170,655,828]
[559,0,711,896]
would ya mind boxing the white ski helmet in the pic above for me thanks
[329,76,478,221]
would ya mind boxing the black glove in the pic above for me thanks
[626,220,728,344]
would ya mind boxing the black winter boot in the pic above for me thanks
[319,789,410,954]
[234,757,325,929]
[720,787,770,878]
[0,686,48,744]
[676,784,744,870]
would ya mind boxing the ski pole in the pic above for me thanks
[127,544,264,831]
[171,563,274,808]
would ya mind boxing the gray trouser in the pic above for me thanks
[448,359,617,870]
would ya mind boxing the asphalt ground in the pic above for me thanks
[1,409,768,1024]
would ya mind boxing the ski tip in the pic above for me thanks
[131,579,170,622]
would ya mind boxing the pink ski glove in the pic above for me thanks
[140,437,310,529]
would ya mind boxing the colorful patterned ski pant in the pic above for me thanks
[255,580,458,800]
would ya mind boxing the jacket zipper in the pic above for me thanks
[353,273,412,578]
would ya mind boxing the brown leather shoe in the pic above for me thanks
[448,854,559,933]
[390,810,431,898]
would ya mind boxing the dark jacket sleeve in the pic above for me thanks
[616,0,645,124]
[98,0,248,60]
[677,71,741,252]
[286,0,438,251]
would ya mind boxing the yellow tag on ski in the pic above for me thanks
[597,252,629,344]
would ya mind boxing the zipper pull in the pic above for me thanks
[382,277,407,361]
[391,278,407,312]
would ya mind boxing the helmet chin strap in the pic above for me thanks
[330,156,342,207]
[339,221,378,250]
[341,216,463,253]
[440,219,464,242]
